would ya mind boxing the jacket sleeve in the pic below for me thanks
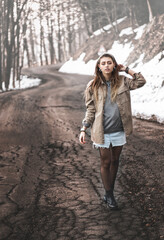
[82,85,96,128]
[125,72,146,90]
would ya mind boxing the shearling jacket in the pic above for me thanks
[82,73,146,144]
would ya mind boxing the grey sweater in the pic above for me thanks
[103,81,124,133]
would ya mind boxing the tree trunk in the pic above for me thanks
[24,38,30,67]
[57,9,62,62]
[29,20,36,65]
[13,37,16,88]
[77,0,92,37]
[43,36,49,65]
[0,0,2,90]
[39,1,43,65]
[47,17,56,64]
[4,0,15,90]
[146,0,153,22]
[102,0,118,36]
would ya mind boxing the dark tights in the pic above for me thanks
[99,145,123,192]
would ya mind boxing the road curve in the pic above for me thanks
[0,65,163,240]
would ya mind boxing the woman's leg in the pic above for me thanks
[110,145,123,191]
[99,145,123,209]
[99,147,112,191]
[99,145,123,191]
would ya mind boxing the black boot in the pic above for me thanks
[104,189,118,209]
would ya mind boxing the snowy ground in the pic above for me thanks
[1,75,42,92]
[59,20,164,124]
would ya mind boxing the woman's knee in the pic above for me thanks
[101,158,110,168]
[110,156,119,165]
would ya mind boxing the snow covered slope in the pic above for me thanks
[59,17,164,124]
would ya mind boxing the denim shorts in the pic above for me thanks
[93,131,126,149]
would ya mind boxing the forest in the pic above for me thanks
[0,0,164,90]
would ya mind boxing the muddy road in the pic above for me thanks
[0,65,164,240]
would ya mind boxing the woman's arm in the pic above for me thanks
[82,84,96,128]
[79,83,96,144]
[118,64,146,90]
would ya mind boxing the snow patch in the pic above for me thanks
[59,53,96,75]
[131,51,164,123]
[114,16,127,25]
[107,41,134,64]
[1,75,42,92]
[134,24,146,40]
[119,27,133,37]
[92,16,127,37]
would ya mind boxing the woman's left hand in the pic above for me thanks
[117,64,126,72]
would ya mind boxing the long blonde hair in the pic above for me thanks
[91,53,120,102]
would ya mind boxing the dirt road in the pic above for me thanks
[0,65,164,240]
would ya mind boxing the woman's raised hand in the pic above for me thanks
[79,132,86,144]
[117,64,126,71]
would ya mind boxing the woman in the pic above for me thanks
[79,53,146,209]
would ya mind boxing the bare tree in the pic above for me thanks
[77,0,93,36]
[0,0,28,90]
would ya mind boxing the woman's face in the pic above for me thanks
[98,57,115,75]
